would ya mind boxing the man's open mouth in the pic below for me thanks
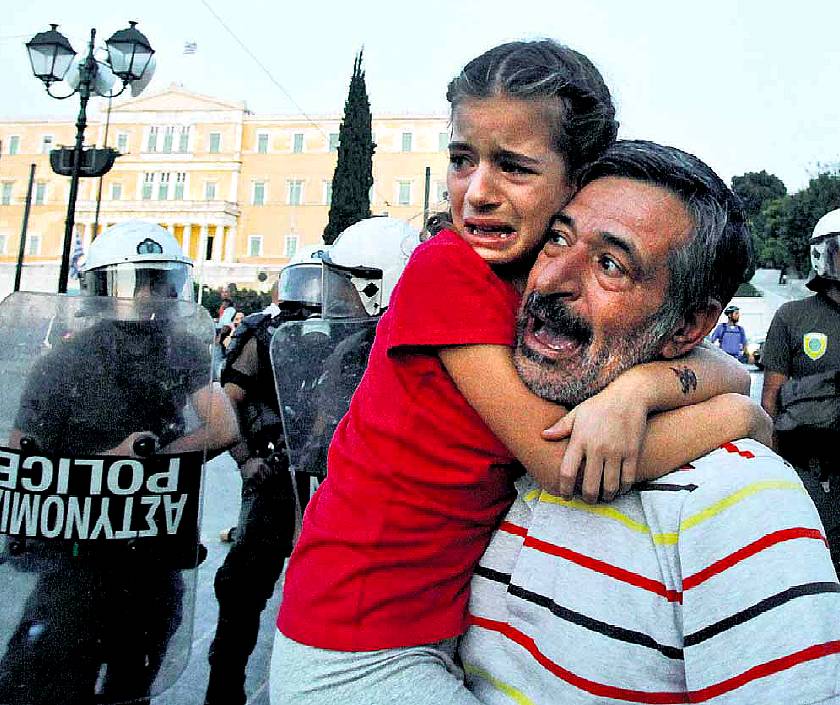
[522,293,592,360]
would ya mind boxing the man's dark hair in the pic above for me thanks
[579,140,753,327]
[446,39,618,179]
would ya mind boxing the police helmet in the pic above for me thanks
[321,217,421,318]
[807,208,840,290]
[277,244,330,310]
[80,220,193,301]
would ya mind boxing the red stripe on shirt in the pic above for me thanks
[522,532,681,603]
[688,640,840,702]
[470,616,840,703]
[720,441,755,459]
[469,615,690,703]
[684,527,828,591]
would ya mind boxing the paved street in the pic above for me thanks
[152,452,280,705]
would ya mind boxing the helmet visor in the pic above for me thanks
[321,262,382,318]
[811,232,840,282]
[82,262,194,301]
[278,263,322,307]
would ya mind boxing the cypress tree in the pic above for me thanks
[323,50,375,244]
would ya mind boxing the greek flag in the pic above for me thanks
[183,42,198,55]
[69,230,85,279]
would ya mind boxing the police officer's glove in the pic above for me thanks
[106,431,160,457]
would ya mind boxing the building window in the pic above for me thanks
[34,182,46,205]
[116,132,128,153]
[287,180,303,205]
[8,136,20,155]
[322,180,332,205]
[328,133,339,152]
[27,234,41,256]
[174,172,186,200]
[158,172,170,200]
[142,173,154,200]
[1,183,12,205]
[147,126,158,152]
[401,132,413,152]
[163,126,175,153]
[0,234,6,254]
[436,181,447,202]
[257,133,269,154]
[252,181,266,206]
[398,180,411,205]
[292,133,304,153]
[111,183,122,201]
[178,126,190,153]
[284,234,298,258]
[205,181,217,200]
[438,132,449,152]
[209,132,221,153]
[248,235,262,257]
[41,136,53,154]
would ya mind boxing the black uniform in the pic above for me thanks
[204,311,300,705]
[0,319,207,705]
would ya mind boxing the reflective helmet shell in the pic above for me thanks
[80,220,194,301]
[322,217,420,318]
[277,244,331,309]
[809,208,840,284]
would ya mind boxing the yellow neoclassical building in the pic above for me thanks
[0,85,450,295]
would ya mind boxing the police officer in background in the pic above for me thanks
[0,220,238,705]
[762,208,840,560]
[710,304,748,361]
[204,247,326,705]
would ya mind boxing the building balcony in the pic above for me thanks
[73,199,241,219]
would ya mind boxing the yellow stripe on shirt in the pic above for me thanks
[464,663,536,705]
[525,480,807,545]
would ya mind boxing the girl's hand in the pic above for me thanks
[542,386,648,503]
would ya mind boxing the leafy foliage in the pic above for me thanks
[734,169,840,274]
[323,50,375,245]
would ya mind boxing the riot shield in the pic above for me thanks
[270,317,378,481]
[0,291,215,705]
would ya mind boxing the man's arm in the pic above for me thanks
[761,370,788,419]
[160,383,239,455]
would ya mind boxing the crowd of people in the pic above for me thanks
[0,36,838,705]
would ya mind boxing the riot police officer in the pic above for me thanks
[0,220,238,705]
[762,208,840,560]
[204,246,326,705]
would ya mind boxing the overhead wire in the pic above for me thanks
[198,0,436,221]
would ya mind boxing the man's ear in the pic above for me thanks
[660,299,723,359]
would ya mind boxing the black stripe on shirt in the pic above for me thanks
[474,565,684,660]
[685,582,840,646]
[637,482,698,492]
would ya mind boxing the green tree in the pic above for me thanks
[323,50,375,245]
[731,170,787,220]
[752,170,840,274]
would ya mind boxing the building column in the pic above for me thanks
[181,223,191,257]
[196,224,208,303]
[82,222,93,249]
[224,225,237,263]
[207,224,219,262]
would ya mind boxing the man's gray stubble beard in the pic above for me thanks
[513,306,678,407]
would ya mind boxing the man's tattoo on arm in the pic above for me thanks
[671,366,698,395]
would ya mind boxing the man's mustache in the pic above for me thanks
[524,292,593,346]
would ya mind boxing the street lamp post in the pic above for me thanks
[26,22,154,293]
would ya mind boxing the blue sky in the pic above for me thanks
[3,0,838,192]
